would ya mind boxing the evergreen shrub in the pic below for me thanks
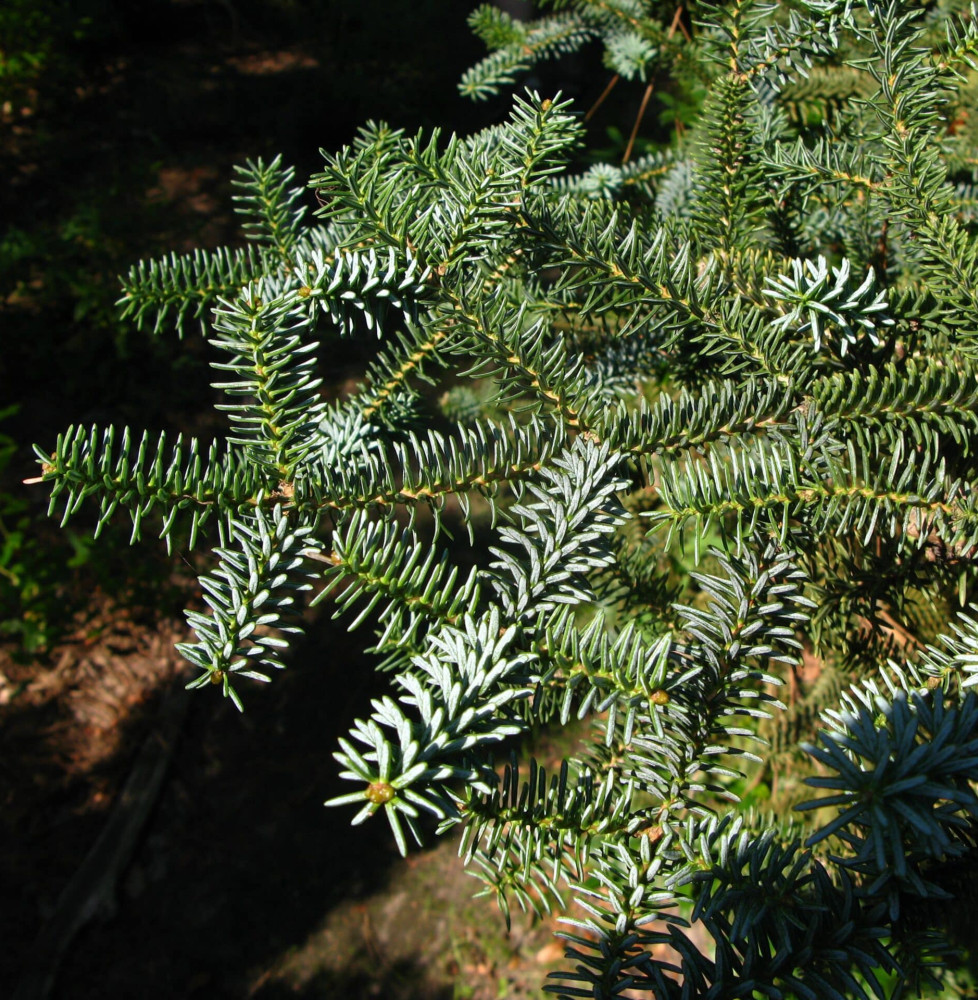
[31,1,978,995]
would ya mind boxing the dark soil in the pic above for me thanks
[1,584,570,999]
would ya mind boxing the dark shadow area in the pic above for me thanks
[0,601,192,994]
[253,962,456,1000]
[44,617,408,999]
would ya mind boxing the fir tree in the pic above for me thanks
[30,1,978,995]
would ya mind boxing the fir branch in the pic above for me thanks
[690,73,770,257]
[209,281,325,478]
[34,4,978,992]
[628,544,810,823]
[297,242,429,338]
[763,255,893,357]
[294,414,569,516]
[531,617,674,738]
[34,426,268,550]
[484,439,628,624]
[359,321,457,421]
[440,287,594,429]
[179,505,320,709]
[547,834,682,999]
[231,155,308,260]
[314,508,482,645]
[594,375,795,458]
[326,440,631,849]
[118,244,268,337]
[663,815,897,1000]
[801,685,978,891]
[648,434,978,556]
[811,358,978,462]
[326,607,538,854]
[458,755,633,925]
[869,2,978,342]
[460,12,596,100]
[914,608,978,692]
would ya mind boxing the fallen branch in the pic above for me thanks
[13,680,190,1000]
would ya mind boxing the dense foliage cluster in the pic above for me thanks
[33,1,978,995]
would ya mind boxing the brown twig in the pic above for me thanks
[623,82,654,163]
[669,4,691,43]
[585,73,620,123]
[621,6,687,163]
[587,5,688,159]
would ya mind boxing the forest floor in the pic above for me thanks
[0,584,574,999]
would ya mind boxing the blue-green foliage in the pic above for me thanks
[33,1,978,996]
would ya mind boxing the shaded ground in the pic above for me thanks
[1,583,572,999]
